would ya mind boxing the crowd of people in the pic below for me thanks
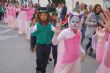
[0,1,110,73]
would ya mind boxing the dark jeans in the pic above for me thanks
[81,25,87,43]
[30,36,36,51]
[51,44,57,66]
[85,37,93,55]
[36,44,51,72]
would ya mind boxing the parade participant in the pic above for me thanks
[7,4,16,28]
[30,12,38,52]
[96,27,110,73]
[0,3,4,21]
[96,9,110,73]
[15,2,20,17]
[102,10,110,32]
[26,2,35,40]
[16,5,27,35]
[49,8,59,66]
[31,7,56,73]
[4,2,8,23]
[52,12,85,73]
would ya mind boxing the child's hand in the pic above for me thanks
[102,10,110,32]
[31,18,37,25]
[55,26,61,34]
[96,26,105,39]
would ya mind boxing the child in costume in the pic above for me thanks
[7,4,16,28]
[4,3,8,23]
[95,26,110,73]
[30,12,38,52]
[26,2,35,40]
[49,7,59,66]
[16,6,27,35]
[0,3,4,21]
[30,7,56,73]
[52,12,85,73]
[91,9,110,73]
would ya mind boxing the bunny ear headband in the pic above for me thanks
[69,12,83,20]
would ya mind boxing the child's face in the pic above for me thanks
[28,3,33,8]
[40,13,48,21]
[69,16,80,30]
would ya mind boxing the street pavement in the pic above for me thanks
[0,21,99,73]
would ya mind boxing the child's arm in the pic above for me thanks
[104,36,110,67]
[52,29,65,46]
[52,34,59,46]
[96,27,105,64]
[30,24,37,36]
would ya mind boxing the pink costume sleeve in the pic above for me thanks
[96,37,105,64]
[52,29,65,46]
[104,36,110,67]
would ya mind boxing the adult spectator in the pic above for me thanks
[60,2,67,21]
[88,5,93,13]
[85,4,103,55]
[56,3,62,18]
[81,9,89,43]
[79,3,85,15]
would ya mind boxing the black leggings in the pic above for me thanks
[86,37,93,55]
[36,44,51,72]
[30,36,36,50]
[51,44,57,66]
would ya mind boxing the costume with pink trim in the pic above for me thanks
[96,31,110,73]
[52,12,85,73]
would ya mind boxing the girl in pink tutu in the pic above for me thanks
[16,5,27,35]
[26,2,35,40]
[96,10,110,73]
[52,12,85,73]
[4,2,8,23]
[7,4,16,28]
